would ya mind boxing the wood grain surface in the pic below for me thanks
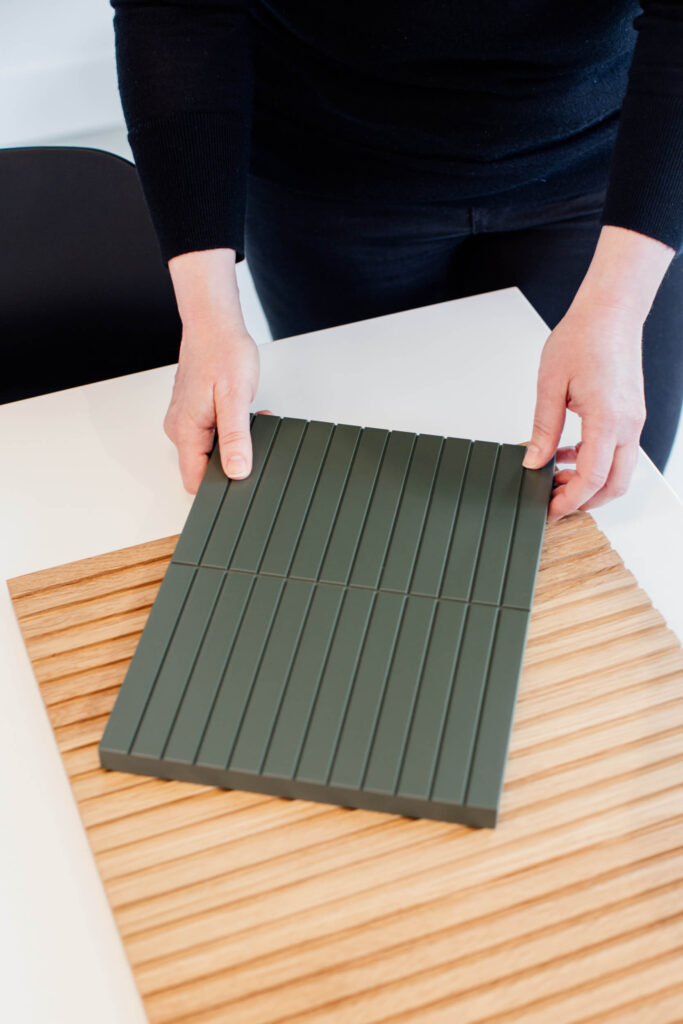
[8,512,683,1024]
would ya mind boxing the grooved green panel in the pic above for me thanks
[100,416,554,827]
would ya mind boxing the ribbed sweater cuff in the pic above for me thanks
[601,95,683,255]
[127,110,250,264]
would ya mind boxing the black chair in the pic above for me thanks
[0,146,181,403]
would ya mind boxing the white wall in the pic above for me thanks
[0,0,124,147]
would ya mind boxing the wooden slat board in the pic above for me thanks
[8,512,683,1023]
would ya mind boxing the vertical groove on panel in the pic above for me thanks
[125,566,197,754]
[289,425,363,580]
[494,463,527,611]
[462,606,503,806]
[199,414,282,569]
[159,572,228,759]
[348,431,417,589]
[409,438,471,597]
[311,428,365,582]
[290,586,349,781]
[320,428,390,584]
[281,423,336,575]
[253,420,312,574]
[358,595,409,791]
[260,421,336,577]
[462,443,502,602]
[426,601,472,801]
[380,434,444,594]
[222,578,288,769]
[425,441,474,597]
[391,599,439,796]
[257,583,318,773]
[231,418,308,572]
[323,590,379,786]
[174,571,258,766]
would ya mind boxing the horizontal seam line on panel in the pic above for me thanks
[166,564,533,609]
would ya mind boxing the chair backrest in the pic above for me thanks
[0,146,181,403]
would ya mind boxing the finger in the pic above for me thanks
[215,382,253,479]
[580,443,638,511]
[175,422,215,495]
[523,374,567,469]
[548,419,616,521]
[555,443,582,465]
[552,468,574,487]
[255,408,274,416]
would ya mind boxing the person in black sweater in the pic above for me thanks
[111,0,682,518]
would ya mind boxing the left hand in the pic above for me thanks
[523,301,646,521]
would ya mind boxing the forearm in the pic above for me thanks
[569,225,675,324]
[111,0,253,263]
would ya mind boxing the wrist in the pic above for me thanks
[168,248,245,330]
[570,225,674,325]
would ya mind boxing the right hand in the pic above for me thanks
[163,316,260,493]
[165,248,262,494]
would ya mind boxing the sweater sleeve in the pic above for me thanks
[600,0,683,254]
[110,0,253,263]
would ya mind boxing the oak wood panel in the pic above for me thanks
[8,512,683,1024]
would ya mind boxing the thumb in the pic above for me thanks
[215,383,253,479]
[523,374,566,469]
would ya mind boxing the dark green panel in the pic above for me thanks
[229,418,308,573]
[101,416,552,827]
[194,574,285,769]
[99,563,195,756]
[131,567,225,759]
[200,413,281,569]
[430,602,499,805]
[259,420,335,577]
[348,430,416,589]
[228,578,315,773]
[318,427,389,584]
[440,441,499,601]
[380,433,443,593]
[163,570,255,766]
[410,437,470,596]
[502,458,554,610]
[362,595,437,796]
[295,586,376,785]
[465,607,529,817]
[262,583,345,780]
[395,599,468,800]
[171,446,228,565]
[327,590,405,791]
[469,444,524,605]
[289,424,362,580]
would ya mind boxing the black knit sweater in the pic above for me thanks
[110,1,683,264]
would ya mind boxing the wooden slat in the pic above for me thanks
[8,511,683,1023]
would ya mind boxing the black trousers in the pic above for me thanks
[244,174,683,471]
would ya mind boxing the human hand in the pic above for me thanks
[163,316,261,493]
[164,248,268,493]
[522,225,674,521]
[523,303,645,520]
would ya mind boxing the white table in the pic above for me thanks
[1,288,681,1024]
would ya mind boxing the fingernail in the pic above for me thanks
[226,456,247,478]
[522,444,541,468]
